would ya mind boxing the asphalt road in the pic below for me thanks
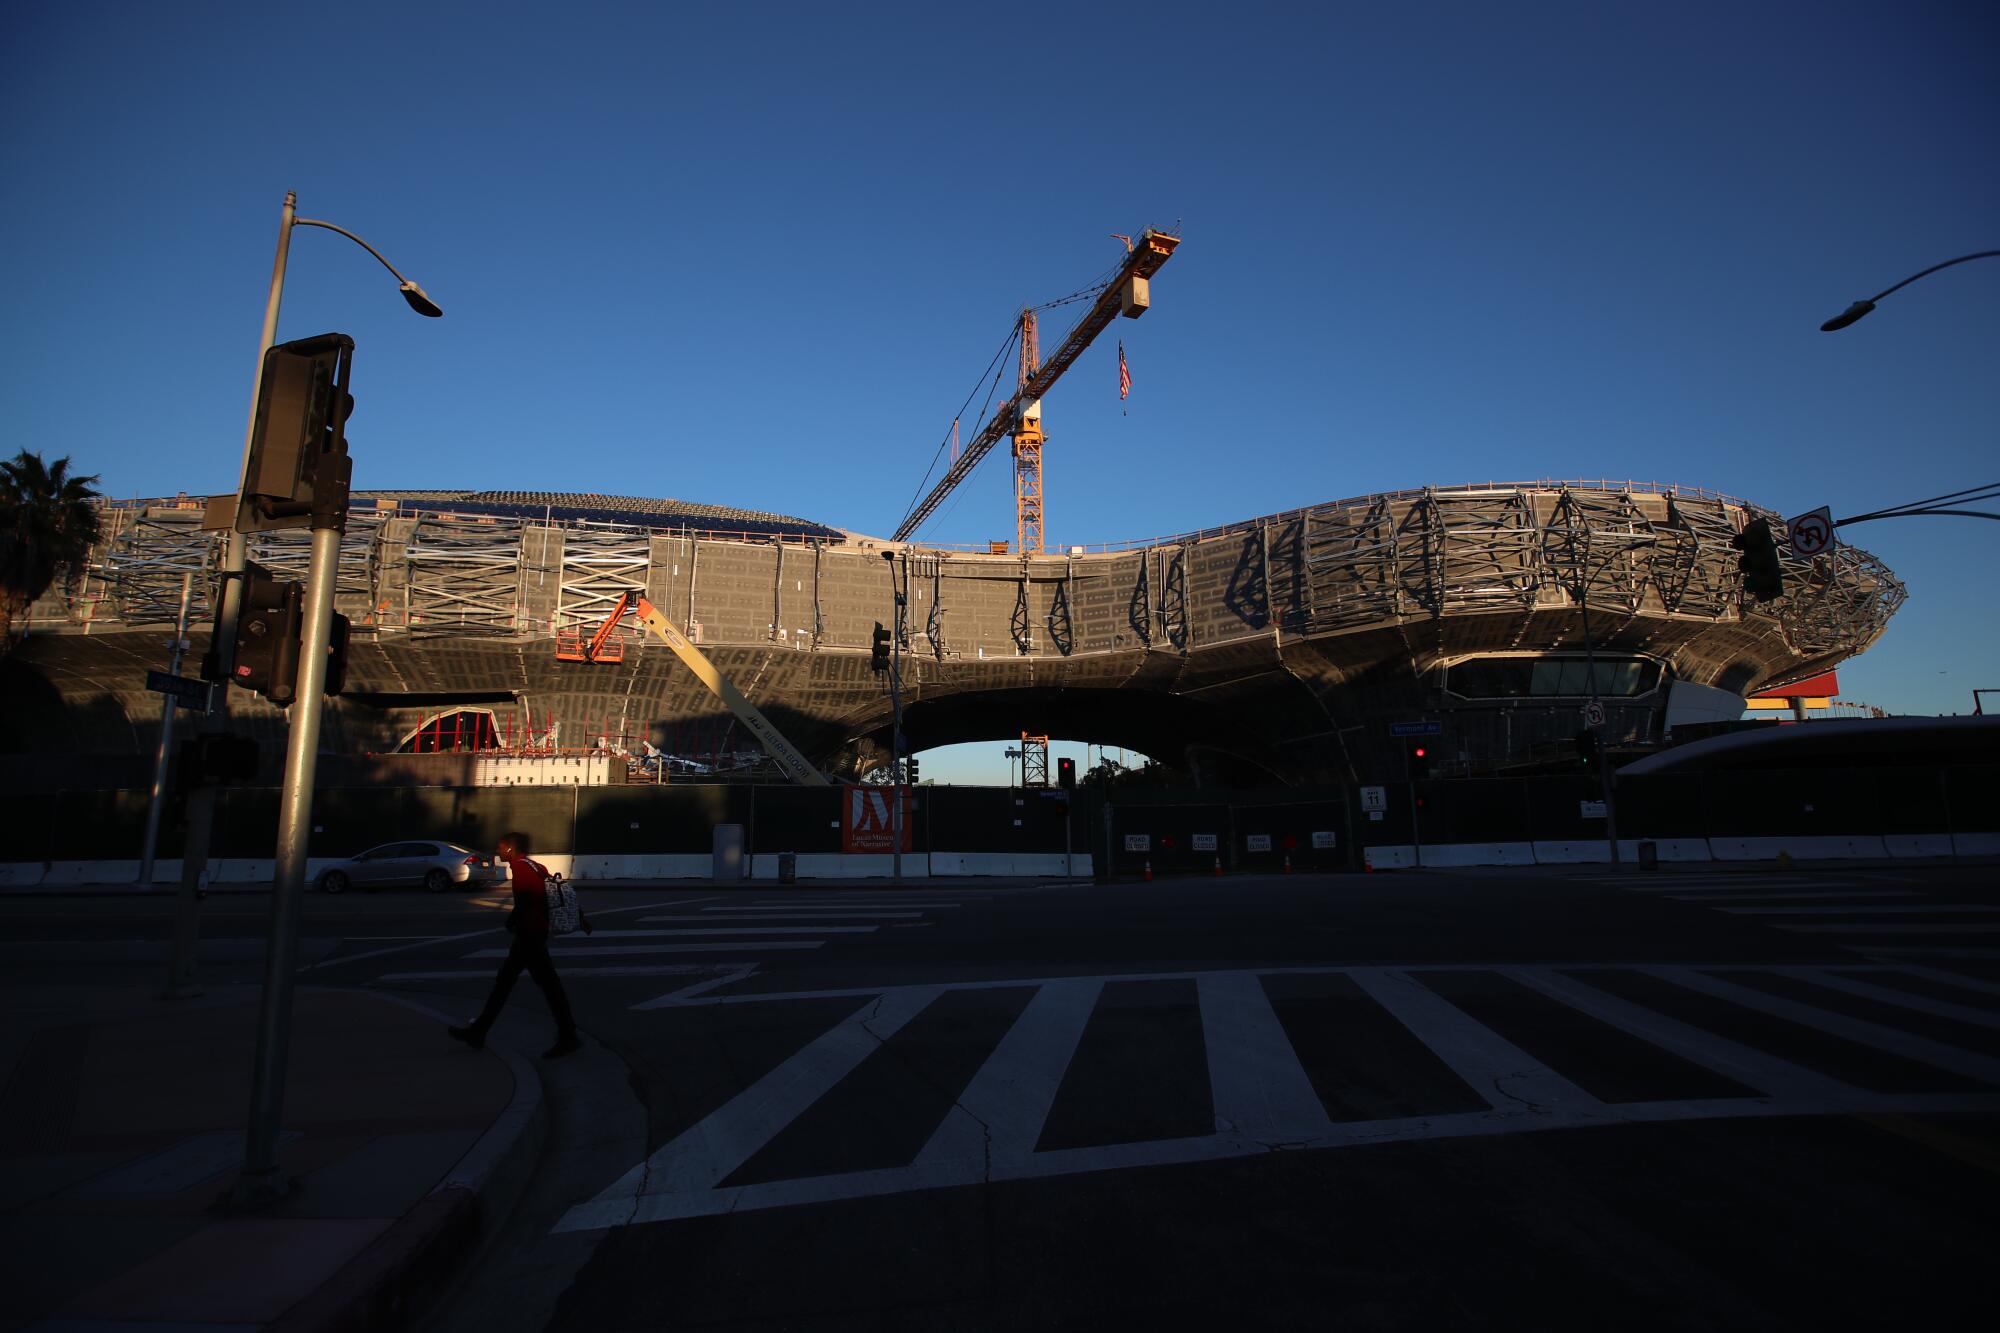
[7,863,2000,1329]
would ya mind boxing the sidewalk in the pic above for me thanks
[1,984,541,1332]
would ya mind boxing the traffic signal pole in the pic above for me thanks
[233,515,342,1206]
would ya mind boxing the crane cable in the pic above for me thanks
[898,318,1022,531]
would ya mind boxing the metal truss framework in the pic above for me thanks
[71,486,1905,680]
[1303,484,1905,660]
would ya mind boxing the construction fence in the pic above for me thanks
[1,767,1993,884]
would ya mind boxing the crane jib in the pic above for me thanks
[894,231,1178,542]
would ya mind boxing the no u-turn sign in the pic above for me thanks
[1788,506,1835,558]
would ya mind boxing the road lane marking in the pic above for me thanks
[1779,923,2000,934]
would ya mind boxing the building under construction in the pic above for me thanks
[4,480,1906,785]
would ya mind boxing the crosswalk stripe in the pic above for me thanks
[918,978,1101,1168]
[1898,965,2000,996]
[1646,966,2000,1084]
[1786,969,2000,1030]
[724,903,962,911]
[1778,923,2000,935]
[1666,890,1921,902]
[466,941,825,957]
[1717,905,1999,916]
[645,913,923,922]
[1503,968,1851,1098]
[585,926,878,935]
[378,964,747,981]
[588,986,944,1204]
[1348,968,1599,1113]
[1198,972,1336,1142]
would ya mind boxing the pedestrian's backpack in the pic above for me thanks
[535,860,581,936]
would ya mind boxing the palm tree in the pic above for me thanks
[0,451,104,649]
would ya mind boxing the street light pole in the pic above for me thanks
[1820,249,1999,331]
[216,193,439,1208]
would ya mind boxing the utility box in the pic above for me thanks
[712,824,746,881]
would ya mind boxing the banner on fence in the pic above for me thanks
[841,784,912,853]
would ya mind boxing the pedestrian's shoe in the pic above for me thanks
[448,1025,485,1050]
[542,1034,583,1060]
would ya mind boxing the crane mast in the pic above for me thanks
[894,228,1179,547]
[1014,308,1044,553]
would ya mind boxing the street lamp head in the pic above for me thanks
[1820,299,1876,332]
[399,280,444,318]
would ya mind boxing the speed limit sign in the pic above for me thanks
[1787,506,1835,558]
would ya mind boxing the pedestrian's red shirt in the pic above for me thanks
[502,854,550,938]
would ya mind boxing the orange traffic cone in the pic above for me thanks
[1143,859,1153,882]
[1283,854,1293,875]
[1212,855,1222,876]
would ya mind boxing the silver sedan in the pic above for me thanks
[316,841,507,894]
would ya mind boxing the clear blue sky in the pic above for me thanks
[3,1,1993,783]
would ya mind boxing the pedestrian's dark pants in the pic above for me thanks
[470,934,576,1039]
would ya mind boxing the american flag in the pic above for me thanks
[1118,341,1130,400]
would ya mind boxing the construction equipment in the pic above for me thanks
[557,591,829,786]
[895,228,1179,550]
[555,589,631,663]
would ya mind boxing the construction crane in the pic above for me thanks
[895,228,1180,551]
[557,591,830,786]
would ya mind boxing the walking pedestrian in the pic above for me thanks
[449,832,587,1059]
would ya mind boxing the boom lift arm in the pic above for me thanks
[893,229,1179,545]
[628,596,831,786]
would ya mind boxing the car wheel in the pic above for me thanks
[320,871,350,894]
[424,868,452,893]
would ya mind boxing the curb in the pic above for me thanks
[270,990,547,1333]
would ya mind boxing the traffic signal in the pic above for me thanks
[240,333,355,532]
[1731,517,1784,603]
[870,622,891,673]
[323,612,351,699]
[905,756,920,784]
[1057,756,1076,789]
[233,573,303,704]
[1574,729,1599,769]
[1406,741,1431,780]
[181,733,259,785]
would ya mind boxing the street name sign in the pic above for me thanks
[1788,506,1835,558]
[145,670,214,712]
[1389,721,1441,737]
